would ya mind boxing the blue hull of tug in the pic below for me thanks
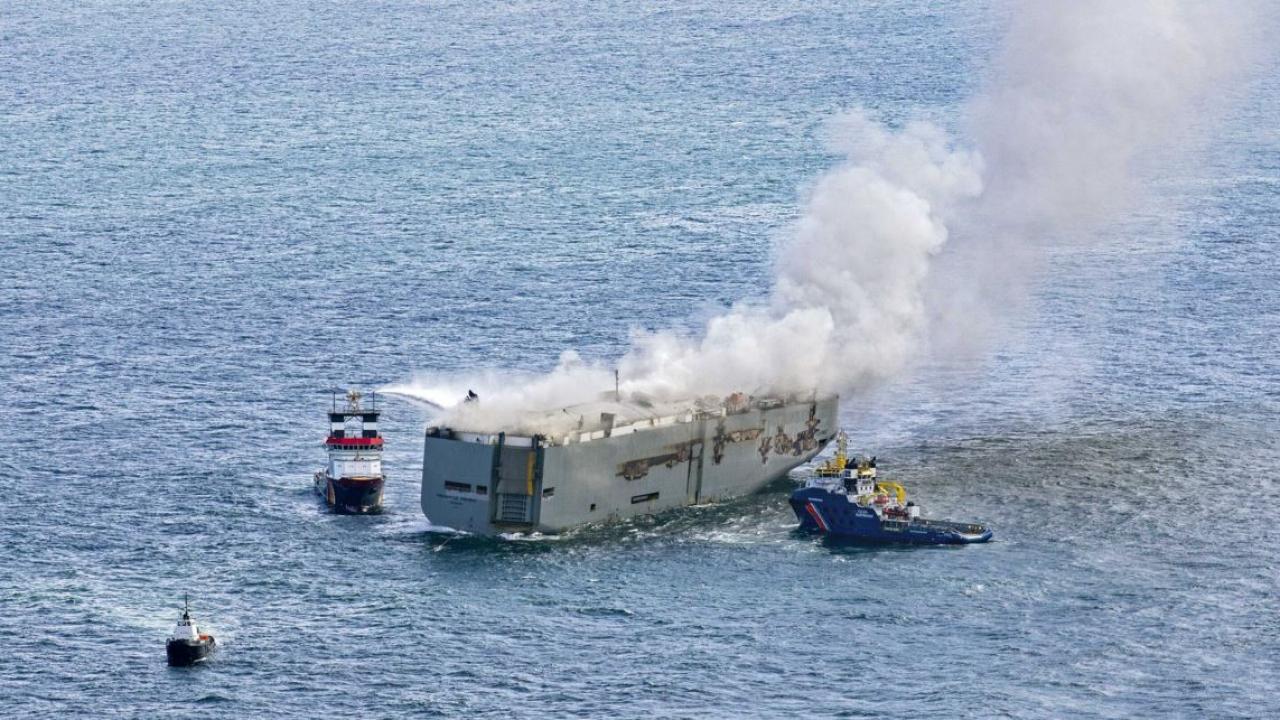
[789,486,992,545]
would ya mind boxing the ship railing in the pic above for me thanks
[914,518,987,534]
[560,411,698,445]
[446,408,707,448]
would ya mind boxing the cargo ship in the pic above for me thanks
[315,389,385,514]
[420,392,838,535]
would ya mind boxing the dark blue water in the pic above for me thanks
[3,2,1277,718]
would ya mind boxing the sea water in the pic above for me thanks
[2,2,1277,717]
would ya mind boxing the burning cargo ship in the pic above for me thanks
[420,392,838,535]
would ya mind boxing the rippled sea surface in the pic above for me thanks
[3,2,1278,718]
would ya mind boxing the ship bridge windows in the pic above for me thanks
[332,459,380,478]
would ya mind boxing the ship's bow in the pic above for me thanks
[328,475,385,514]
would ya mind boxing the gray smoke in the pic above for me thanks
[390,0,1266,427]
[929,0,1265,355]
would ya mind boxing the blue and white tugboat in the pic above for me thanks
[315,389,385,514]
[790,433,992,545]
[166,596,216,667]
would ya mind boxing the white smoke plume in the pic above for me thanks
[384,352,617,431]
[931,0,1265,353]
[388,114,982,428]
[976,0,1259,233]
[618,111,982,398]
[389,0,1265,429]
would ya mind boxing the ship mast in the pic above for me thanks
[833,430,848,470]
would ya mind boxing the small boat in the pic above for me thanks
[789,433,992,545]
[166,596,216,666]
[315,389,385,514]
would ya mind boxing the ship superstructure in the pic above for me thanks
[421,392,838,535]
[315,389,385,514]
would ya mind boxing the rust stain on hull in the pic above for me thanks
[617,441,698,481]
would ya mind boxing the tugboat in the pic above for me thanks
[166,596,216,667]
[789,433,992,545]
[315,389,385,514]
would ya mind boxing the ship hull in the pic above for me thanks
[166,638,215,666]
[315,472,385,514]
[421,396,838,536]
[790,487,992,544]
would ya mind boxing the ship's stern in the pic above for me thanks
[421,430,548,535]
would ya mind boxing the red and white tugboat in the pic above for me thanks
[315,389,385,514]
